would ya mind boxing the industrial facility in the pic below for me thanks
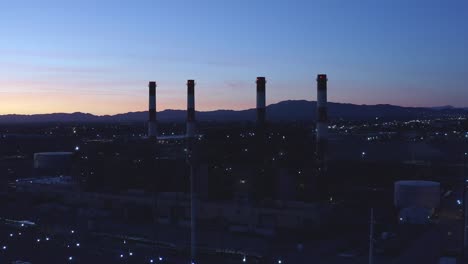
[394,180,440,224]
[0,74,466,264]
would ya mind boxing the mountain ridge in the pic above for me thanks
[0,100,466,123]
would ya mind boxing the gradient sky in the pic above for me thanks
[0,0,467,115]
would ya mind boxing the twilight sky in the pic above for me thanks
[0,0,467,115]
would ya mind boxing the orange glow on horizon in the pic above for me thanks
[0,81,255,115]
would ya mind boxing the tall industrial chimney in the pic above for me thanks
[256,77,266,128]
[148,81,157,139]
[316,74,328,169]
[186,80,196,138]
[186,79,197,262]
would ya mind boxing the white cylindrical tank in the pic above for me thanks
[34,152,73,169]
[394,180,440,209]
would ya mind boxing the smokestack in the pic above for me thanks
[316,74,328,168]
[256,77,266,128]
[186,80,196,138]
[148,81,157,139]
[186,80,197,262]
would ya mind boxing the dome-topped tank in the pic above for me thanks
[34,152,73,170]
[394,180,440,209]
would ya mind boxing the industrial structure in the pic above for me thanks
[34,152,73,170]
[186,80,196,138]
[256,77,266,130]
[148,81,157,139]
[316,74,328,171]
[7,73,467,264]
[394,180,440,224]
[33,152,74,178]
[185,79,198,263]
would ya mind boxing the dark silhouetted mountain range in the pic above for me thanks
[0,100,466,123]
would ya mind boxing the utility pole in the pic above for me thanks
[463,152,467,260]
[369,208,375,264]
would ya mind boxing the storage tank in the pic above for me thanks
[34,152,73,170]
[394,180,440,224]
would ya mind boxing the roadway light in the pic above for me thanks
[68,256,73,261]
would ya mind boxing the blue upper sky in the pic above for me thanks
[0,0,467,114]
